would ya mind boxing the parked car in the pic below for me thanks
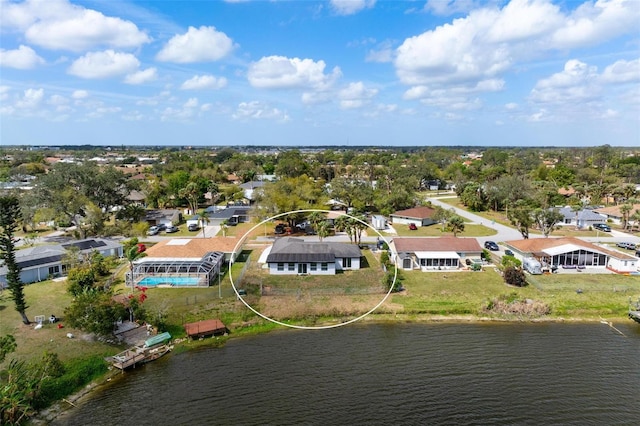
[484,241,499,251]
[593,223,611,232]
[165,225,179,233]
[616,242,636,250]
[275,223,286,234]
[187,223,200,232]
[504,249,514,256]
[157,223,167,231]
[408,223,418,230]
[148,225,160,236]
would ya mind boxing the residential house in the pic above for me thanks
[144,209,182,227]
[265,237,362,275]
[593,204,640,226]
[390,237,483,270]
[504,237,638,274]
[203,206,250,226]
[239,181,266,203]
[390,206,438,228]
[555,206,606,229]
[127,237,240,287]
[0,238,123,287]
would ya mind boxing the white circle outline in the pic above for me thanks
[229,209,398,330]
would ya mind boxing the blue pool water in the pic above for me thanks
[137,276,202,286]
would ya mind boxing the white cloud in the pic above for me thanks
[505,102,518,110]
[124,68,157,85]
[601,58,640,84]
[232,101,290,121]
[181,75,228,90]
[330,0,376,16]
[338,81,378,109]
[156,26,234,63]
[529,59,600,104]
[72,90,88,99]
[68,50,140,79]
[551,0,640,49]
[16,88,44,109]
[184,98,199,108]
[0,45,45,69]
[395,0,640,89]
[3,0,151,52]
[365,40,394,63]
[248,56,341,90]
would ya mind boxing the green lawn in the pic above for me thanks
[392,223,497,237]
[391,268,639,320]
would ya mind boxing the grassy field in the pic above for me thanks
[391,223,497,237]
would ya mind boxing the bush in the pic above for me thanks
[501,255,522,268]
[503,266,528,287]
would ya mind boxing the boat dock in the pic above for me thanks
[184,319,228,339]
[106,332,173,370]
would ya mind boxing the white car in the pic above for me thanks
[148,226,160,235]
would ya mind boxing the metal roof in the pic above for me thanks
[266,237,361,263]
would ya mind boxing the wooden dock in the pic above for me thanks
[184,319,228,339]
[106,341,172,370]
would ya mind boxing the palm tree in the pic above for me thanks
[316,220,330,242]
[445,215,465,237]
[198,210,210,238]
[125,245,147,289]
[334,215,354,243]
[220,220,229,237]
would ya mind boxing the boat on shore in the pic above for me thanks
[106,332,173,370]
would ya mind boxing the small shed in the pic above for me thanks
[184,319,228,338]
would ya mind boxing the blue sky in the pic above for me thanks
[1,0,639,147]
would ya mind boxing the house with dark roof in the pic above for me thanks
[390,206,438,227]
[0,238,123,287]
[390,237,483,270]
[504,237,638,274]
[144,209,182,227]
[265,237,362,275]
[203,206,250,226]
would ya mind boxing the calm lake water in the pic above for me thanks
[55,322,640,425]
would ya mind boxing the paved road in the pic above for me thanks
[426,196,530,244]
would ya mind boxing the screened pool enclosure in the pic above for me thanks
[127,251,225,288]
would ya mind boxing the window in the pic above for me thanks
[48,266,60,276]
[310,263,317,271]
[288,263,295,271]
[277,263,284,271]
[321,263,328,271]
[343,258,352,268]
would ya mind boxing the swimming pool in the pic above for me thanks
[136,276,203,287]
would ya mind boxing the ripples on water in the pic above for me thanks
[55,323,640,425]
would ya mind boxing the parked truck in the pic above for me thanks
[523,257,542,275]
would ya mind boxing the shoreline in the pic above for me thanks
[32,311,633,424]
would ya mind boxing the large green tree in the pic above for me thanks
[0,196,30,324]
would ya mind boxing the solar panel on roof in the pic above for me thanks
[18,254,63,269]
[62,240,107,251]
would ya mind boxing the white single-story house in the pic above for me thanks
[0,238,123,287]
[265,237,362,275]
[505,237,638,274]
[555,206,606,228]
[390,237,483,271]
[390,206,438,227]
[144,209,182,227]
[593,204,640,226]
[239,181,266,203]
